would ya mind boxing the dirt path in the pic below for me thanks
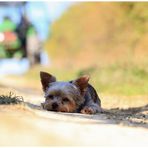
[0,76,148,146]
[0,103,148,146]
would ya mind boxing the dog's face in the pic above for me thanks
[40,72,89,113]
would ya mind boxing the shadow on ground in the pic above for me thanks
[25,101,148,128]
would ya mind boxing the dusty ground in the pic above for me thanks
[0,76,148,146]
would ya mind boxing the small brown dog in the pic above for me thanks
[40,71,102,114]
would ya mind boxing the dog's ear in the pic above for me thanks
[40,71,56,92]
[72,75,90,96]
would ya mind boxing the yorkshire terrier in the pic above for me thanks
[40,71,102,114]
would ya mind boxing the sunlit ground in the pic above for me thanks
[0,64,148,146]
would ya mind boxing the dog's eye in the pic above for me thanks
[63,97,69,103]
[47,95,54,99]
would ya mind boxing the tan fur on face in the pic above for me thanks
[58,99,76,112]
[42,97,76,113]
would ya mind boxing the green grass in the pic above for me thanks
[21,63,148,96]
[90,64,148,96]
[0,92,24,105]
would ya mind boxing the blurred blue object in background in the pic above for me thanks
[0,58,29,75]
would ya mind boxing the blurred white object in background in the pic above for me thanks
[40,51,50,66]
[0,58,29,76]
[0,32,5,42]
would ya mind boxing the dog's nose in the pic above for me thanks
[52,102,58,109]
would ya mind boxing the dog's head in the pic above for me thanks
[40,71,89,112]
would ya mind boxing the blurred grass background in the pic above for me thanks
[8,2,148,96]
[43,2,148,96]
[21,63,148,96]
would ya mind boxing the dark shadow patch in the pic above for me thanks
[25,102,42,110]
[101,105,148,128]
[24,101,148,128]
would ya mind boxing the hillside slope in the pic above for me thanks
[45,2,148,68]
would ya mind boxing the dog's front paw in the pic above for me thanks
[80,106,96,114]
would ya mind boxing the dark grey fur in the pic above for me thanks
[69,81,102,113]
[40,71,102,114]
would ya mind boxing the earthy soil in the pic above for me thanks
[0,76,148,146]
